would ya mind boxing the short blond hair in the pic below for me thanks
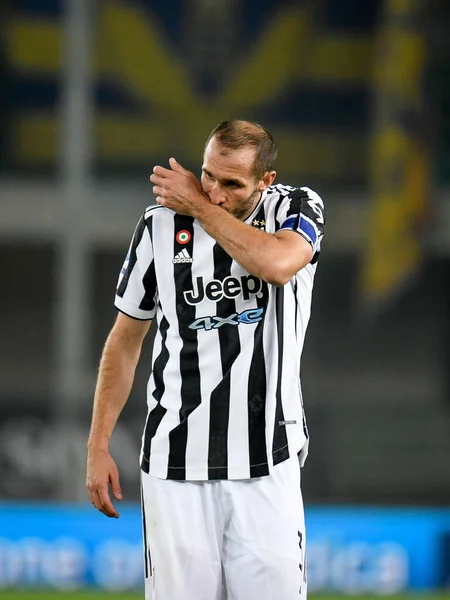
[205,119,278,180]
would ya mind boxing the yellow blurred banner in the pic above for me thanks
[361,0,431,309]
[6,1,372,181]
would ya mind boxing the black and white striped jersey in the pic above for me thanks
[115,184,325,481]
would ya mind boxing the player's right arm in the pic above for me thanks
[86,312,151,518]
[87,210,156,517]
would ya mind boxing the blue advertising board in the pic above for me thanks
[1,503,450,593]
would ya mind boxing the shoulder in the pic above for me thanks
[264,184,325,232]
[128,204,172,242]
[299,186,325,208]
[264,184,325,218]
[264,183,324,204]
[143,204,169,223]
[264,183,297,203]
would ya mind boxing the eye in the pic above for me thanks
[225,181,240,188]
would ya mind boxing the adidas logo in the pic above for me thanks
[173,249,193,264]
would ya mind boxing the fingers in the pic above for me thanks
[149,174,162,187]
[150,159,190,183]
[152,186,167,206]
[97,484,119,518]
[152,165,170,178]
[152,185,164,197]
[110,465,123,502]
[86,451,122,518]
[87,483,97,507]
[150,171,169,194]
[87,480,119,518]
[90,488,102,512]
[169,157,189,174]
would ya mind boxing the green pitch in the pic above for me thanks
[1,594,450,600]
[0,594,140,600]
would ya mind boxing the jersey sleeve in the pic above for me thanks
[114,213,158,320]
[276,186,325,264]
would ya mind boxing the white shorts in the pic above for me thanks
[141,455,307,600]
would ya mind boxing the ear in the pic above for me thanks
[259,170,276,191]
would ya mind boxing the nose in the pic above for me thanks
[208,183,227,205]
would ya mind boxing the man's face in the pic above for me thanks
[201,138,269,220]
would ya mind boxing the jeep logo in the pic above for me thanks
[184,275,263,305]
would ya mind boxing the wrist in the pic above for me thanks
[192,199,222,226]
[87,437,110,454]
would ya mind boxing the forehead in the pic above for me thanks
[203,138,256,181]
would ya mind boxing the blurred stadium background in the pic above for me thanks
[1,0,450,596]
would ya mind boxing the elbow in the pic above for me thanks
[266,275,292,287]
[260,250,311,286]
[260,264,294,287]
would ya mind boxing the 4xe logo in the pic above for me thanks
[189,308,264,331]
[184,275,264,305]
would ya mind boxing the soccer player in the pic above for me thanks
[86,120,325,600]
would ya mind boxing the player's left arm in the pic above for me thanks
[150,159,324,285]
[196,213,313,286]
[197,186,324,285]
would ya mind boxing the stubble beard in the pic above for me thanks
[229,188,261,221]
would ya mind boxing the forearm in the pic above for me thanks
[194,203,284,282]
[87,333,140,452]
